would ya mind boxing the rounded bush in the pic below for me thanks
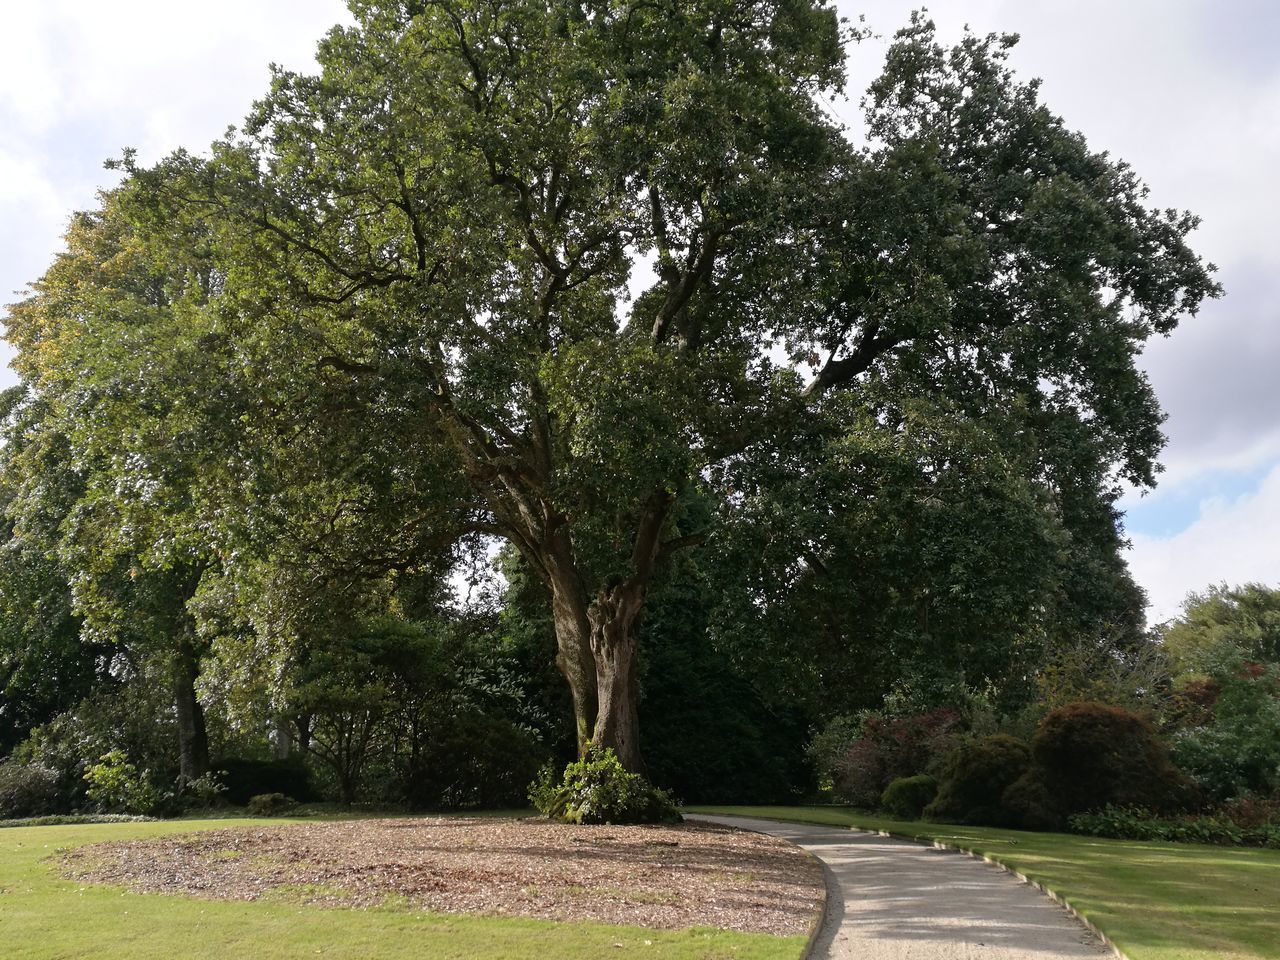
[880,774,938,820]
[1032,701,1191,817]
[924,734,1031,826]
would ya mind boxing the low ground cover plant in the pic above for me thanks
[530,746,680,825]
[1067,804,1280,848]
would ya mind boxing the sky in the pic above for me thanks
[1,1,1276,624]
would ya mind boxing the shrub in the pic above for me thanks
[818,708,961,807]
[83,751,165,816]
[1068,805,1280,848]
[924,734,1030,826]
[0,762,60,819]
[1171,655,1280,802]
[215,757,315,807]
[1034,702,1191,816]
[528,746,680,825]
[1001,769,1061,830]
[178,772,227,809]
[246,792,298,816]
[400,711,545,810]
[880,774,937,820]
[1217,792,1280,828]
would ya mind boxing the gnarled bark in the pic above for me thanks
[544,531,598,756]
[588,582,646,773]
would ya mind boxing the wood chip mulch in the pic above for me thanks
[58,817,824,936]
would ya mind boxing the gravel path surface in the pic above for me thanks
[689,815,1111,960]
[60,816,824,935]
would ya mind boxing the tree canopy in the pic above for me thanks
[3,2,1217,775]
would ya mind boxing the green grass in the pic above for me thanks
[687,805,1280,960]
[0,817,806,960]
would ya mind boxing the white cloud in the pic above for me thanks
[1129,462,1280,623]
[0,1,351,389]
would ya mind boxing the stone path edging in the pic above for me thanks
[689,814,1119,960]
[855,825,1130,960]
[797,846,837,960]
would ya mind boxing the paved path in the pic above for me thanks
[689,815,1110,960]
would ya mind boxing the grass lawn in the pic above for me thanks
[0,817,807,960]
[687,805,1280,960]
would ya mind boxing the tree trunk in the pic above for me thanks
[272,717,293,759]
[545,540,598,756]
[588,580,648,774]
[173,635,210,784]
[582,491,673,773]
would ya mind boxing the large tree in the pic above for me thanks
[11,3,1216,772]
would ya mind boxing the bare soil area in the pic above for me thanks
[60,817,823,935]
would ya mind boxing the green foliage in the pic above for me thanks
[812,708,960,807]
[1035,638,1172,714]
[0,761,60,819]
[1160,583,1280,677]
[1022,702,1191,825]
[401,708,545,811]
[0,389,107,757]
[14,660,185,810]
[880,774,937,820]
[805,715,864,789]
[281,613,548,807]
[83,750,165,816]
[529,746,680,825]
[215,758,315,807]
[1068,805,1280,849]
[635,553,815,804]
[924,734,1031,826]
[179,772,227,809]
[245,793,298,817]
[0,1,1221,808]
[1172,650,1280,801]
[0,813,156,828]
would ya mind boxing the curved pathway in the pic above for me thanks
[688,815,1110,960]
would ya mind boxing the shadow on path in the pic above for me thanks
[688,815,1111,960]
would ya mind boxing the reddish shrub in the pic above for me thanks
[1029,701,1193,820]
[1167,678,1220,727]
[1217,793,1280,828]
[831,708,961,808]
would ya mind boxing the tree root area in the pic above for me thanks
[60,817,823,936]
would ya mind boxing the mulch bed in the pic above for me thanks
[59,817,823,935]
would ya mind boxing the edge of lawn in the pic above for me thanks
[1,812,816,960]
[685,805,1130,960]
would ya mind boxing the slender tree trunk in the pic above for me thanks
[173,634,209,784]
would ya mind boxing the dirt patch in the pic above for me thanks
[59,817,823,935]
